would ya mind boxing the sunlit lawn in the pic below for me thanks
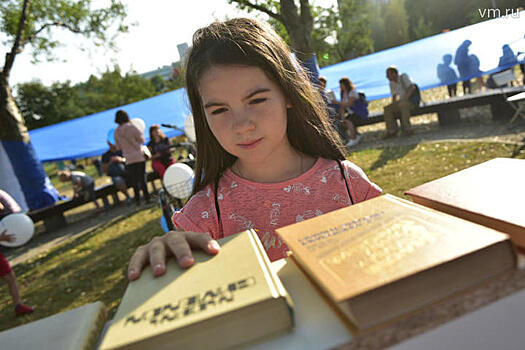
[1,140,524,332]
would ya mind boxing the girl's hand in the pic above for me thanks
[127,231,221,281]
[0,229,15,243]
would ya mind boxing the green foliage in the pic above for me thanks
[15,67,159,129]
[332,0,373,61]
[0,0,128,64]
[383,0,409,49]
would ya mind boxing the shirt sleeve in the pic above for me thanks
[171,187,221,239]
[401,73,414,88]
[342,160,382,203]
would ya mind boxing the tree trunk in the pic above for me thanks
[280,0,319,81]
[0,73,60,210]
[281,0,314,62]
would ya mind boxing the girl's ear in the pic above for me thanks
[286,99,293,109]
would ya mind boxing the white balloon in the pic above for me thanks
[184,114,196,142]
[163,163,194,199]
[131,118,146,133]
[0,213,35,248]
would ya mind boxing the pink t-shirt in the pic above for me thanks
[172,158,382,261]
[114,122,145,165]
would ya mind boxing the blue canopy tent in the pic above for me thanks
[28,88,191,162]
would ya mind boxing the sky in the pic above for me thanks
[4,0,335,87]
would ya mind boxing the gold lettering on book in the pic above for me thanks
[320,219,438,282]
[124,277,256,327]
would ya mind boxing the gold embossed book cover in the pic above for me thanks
[99,230,293,350]
[276,194,516,330]
[405,158,525,249]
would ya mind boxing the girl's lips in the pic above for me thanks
[237,138,262,149]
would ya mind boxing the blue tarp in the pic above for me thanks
[29,12,525,162]
[321,10,525,99]
[29,88,191,162]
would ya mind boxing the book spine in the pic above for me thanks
[247,230,295,324]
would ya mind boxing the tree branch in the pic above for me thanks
[3,0,31,77]
[229,0,283,22]
[27,21,82,43]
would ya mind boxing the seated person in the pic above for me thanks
[58,170,101,210]
[0,190,34,316]
[101,142,132,204]
[338,77,369,147]
[147,125,176,179]
[383,66,420,138]
[317,76,344,142]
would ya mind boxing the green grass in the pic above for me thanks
[1,141,524,331]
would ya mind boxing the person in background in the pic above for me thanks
[0,190,34,316]
[317,76,344,142]
[383,66,420,138]
[58,169,102,211]
[437,54,458,97]
[147,125,176,179]
[114,110,151,205]
[101,142,132,204]
[127,17,381,281]
[338,77,368,147]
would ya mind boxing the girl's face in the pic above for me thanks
[339,82,346,93]
[199,65,293,165]
[152,128,161,142]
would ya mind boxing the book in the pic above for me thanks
[276,194,517,330]
[405,158,525,249]
[99,230,294,350]
[0,301,107,350]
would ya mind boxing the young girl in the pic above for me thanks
[147,124,176,179]
[128,18,381,281]
[338,77,361,147]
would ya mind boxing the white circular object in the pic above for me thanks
[184,114,196,142]
[131,118,146,133]
[163,163,194,199]
[0,213,35,248]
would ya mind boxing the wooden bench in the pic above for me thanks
[354,86,525,128]
[28,171,161,232]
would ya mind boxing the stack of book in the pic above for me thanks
[276,194,517,331]
[99,230,294,350]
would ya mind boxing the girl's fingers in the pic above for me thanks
[185,232,221,255]
[148,236,168,277]
[127,245,149,281]
[165,232,194,269]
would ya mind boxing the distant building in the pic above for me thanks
[177,43,190,61]
[139,65,175,80]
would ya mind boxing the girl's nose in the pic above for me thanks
[232,110,255,133]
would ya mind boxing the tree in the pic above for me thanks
[383,0,409,49]
[0,0,128,209]
[228,0,315,63]
[334,0,373,61]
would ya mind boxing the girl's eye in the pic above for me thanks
[250,98,267,105]
[211,107,228,115]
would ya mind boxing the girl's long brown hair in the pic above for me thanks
[185,18,347,195]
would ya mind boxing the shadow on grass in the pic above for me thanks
[369,144,418,171]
